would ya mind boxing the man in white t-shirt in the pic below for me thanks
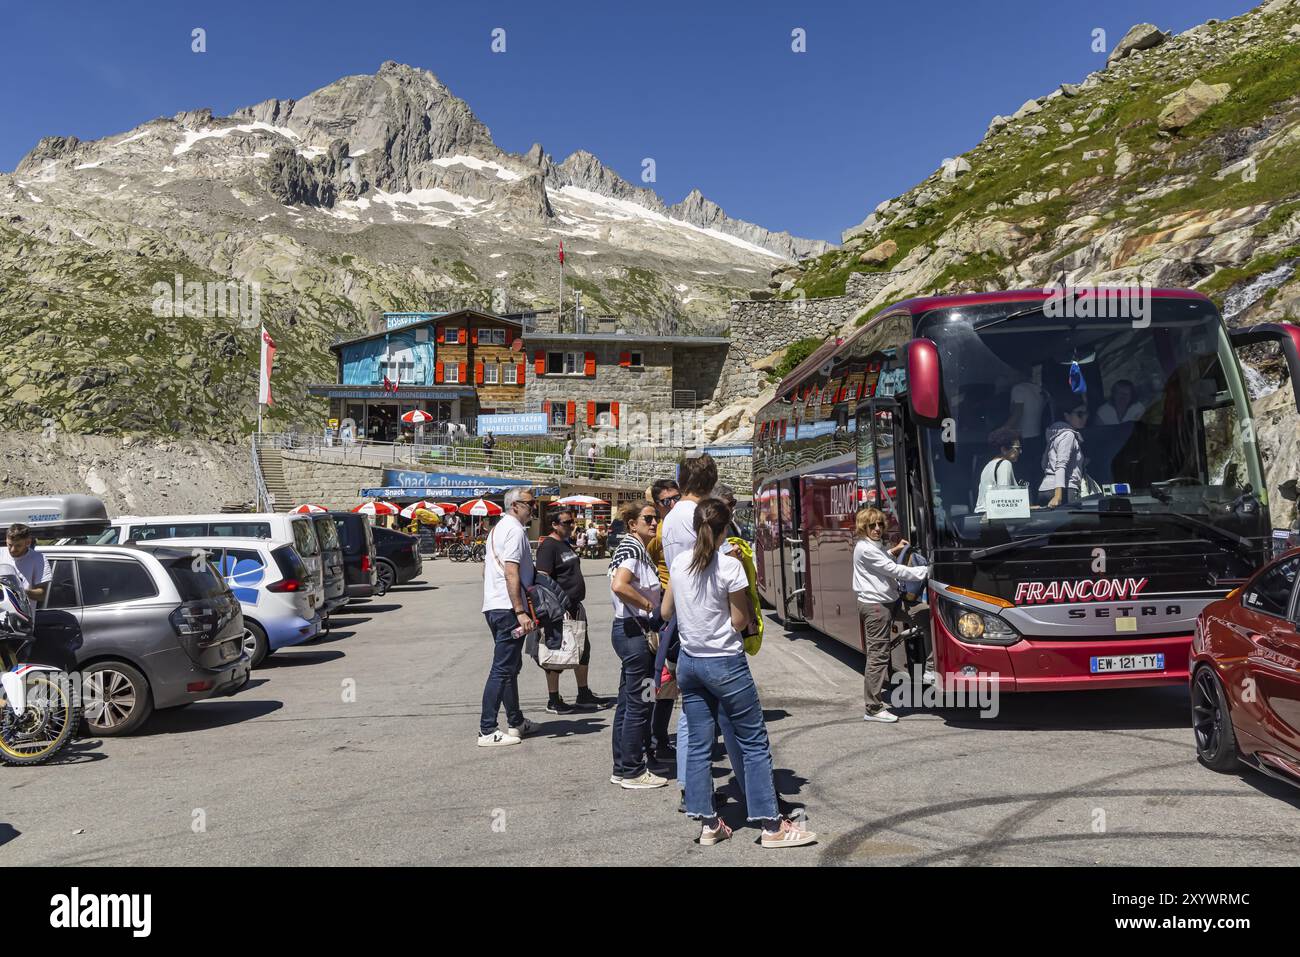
[1096,379,1145,425]
[1,524,52,602]
[478,487,539,748]
[1005,365,1046,441]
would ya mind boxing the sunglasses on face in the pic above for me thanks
[867,522,886,529]
[658,494,680,506]
[640,514,659,524]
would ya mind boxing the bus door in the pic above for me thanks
[777,476,807,623]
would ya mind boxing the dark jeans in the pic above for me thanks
[646,698,675,755]
[611,616,654,778]
[480,610,526,735]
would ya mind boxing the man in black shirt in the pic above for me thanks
[535,509,609,712]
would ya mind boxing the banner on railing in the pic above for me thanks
[702,445,753,458]
[476,413,548,436]
[381,468,534,490]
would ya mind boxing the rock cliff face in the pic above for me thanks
[0,61,829,440]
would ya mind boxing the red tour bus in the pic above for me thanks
[752,288,1300,692]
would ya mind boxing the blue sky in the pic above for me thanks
[0,0,1260,242]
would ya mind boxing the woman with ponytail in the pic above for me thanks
[662,498,816,850]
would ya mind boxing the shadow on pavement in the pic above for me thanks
[303,629,356,645]
[139,698,284,735]
[1238,767,1300,808]
[0,824,17,847]
[264,649,347,667]
[920,684,1191,732]
[359,604,401,614]
[396,585,437,592]
[537,716,606,738]
[324,617,371,629]
[763,708,791,723]
[45,738,109,766]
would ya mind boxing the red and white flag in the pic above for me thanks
[259,327,276,406]
[558,241,565,266]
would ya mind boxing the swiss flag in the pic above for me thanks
[558,241,565,266]
[382,376,398,394]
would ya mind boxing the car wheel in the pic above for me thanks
[1192,666,1240,772]
[243,621,270,668]
[375,560,395,596]
[82,661,154,737]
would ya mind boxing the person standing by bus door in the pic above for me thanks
[854,506,930,723]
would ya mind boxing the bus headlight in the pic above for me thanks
[938,595,1021,646]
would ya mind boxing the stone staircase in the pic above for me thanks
[256,446,292,512]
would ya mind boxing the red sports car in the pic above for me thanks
[1192,548,1300,785]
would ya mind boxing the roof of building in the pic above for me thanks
[330,308,524,352]
[523,332,729,347]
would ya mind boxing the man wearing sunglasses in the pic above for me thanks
[536,508,610,713]
[478,487,541,747]
[644,478,682,767]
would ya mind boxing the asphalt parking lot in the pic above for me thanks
[3,556,1298,866]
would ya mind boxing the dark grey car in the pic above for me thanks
[310,514,347,615]
[41,544,250,736]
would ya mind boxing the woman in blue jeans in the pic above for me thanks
[661,498,816,849]
[607,501,669,790]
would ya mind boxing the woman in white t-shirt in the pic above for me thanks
[606,501,667,790]
[975,428,1022,515]
[661,498,816,850]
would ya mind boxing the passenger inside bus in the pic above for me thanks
[1038,396,1088,507]
[1096,379,1146,425]
[974,429,1023,515]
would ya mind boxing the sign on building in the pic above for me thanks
[476,413,549,436]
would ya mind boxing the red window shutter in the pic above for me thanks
[586,402,596,427]
[471,329,478,344]
[543,400,551,418]
[504,327,514,346]
[460,362,467,383]
[435,361,444,383]
[475,362,484,385]
[534,351,545,375]
[516,362,525,384]
[611,402,620,427]
[566,401,575,425]
[436,328,444,344]
[458,328,467,345]
[584,351,596,376]
[619,351,630,368]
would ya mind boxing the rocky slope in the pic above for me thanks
[760,0,1300,514]
[0,61,830,440]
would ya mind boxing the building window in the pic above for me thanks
[629,351,644,368]
[503,364,517,384]
[595,402,613,426]
[445,364,460,384]
[484,364,499,385]
[547,351,583,375]
[479,328,506,346]
[549,403,567,425]
[443,326,460,343]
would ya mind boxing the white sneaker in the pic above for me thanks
[610,774,624,785]
[620,770,669,789]
[477,730,522,747]
[506,718,539,739]
[863,709,900,723]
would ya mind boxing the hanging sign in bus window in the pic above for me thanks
[876,368,907,398]
[985,487,1031,520]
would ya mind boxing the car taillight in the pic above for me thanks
[170,603,218,637]
[268,579,301,593]
[361,555,372,573]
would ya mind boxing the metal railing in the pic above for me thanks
[256,432,751,492]
[250,433,272,512]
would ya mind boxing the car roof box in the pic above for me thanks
[0,495,111,538]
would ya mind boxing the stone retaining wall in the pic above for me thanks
[281,451,384,508]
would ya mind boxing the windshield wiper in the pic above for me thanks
[1143,509,1257,552]
[973,303,1048,333]
[969,528,1107,560]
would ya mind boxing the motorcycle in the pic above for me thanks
[0,574,79,765]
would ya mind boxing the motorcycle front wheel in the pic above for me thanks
[0,673,80,765]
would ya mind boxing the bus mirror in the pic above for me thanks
[1230,323,1300,414]
[905,339,943,425]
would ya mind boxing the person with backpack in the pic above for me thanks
[536,508,609,713]
[607,500,669,789]
[662,498,816,848]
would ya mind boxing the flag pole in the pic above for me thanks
[558,240,565,333]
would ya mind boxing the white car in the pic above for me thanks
[146,537,320,667]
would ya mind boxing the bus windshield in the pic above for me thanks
[916,297,1267,553]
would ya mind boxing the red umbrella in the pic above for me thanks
[433,502,460,513]
[399,501,451,519]
[290,504,329,514]
[352,501,399,516]
[401,410,434,424]
[458,497,503,516]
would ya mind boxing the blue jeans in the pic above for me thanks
[677,652,776,821]
[675,706,747,798]
[611,617,654,777]
[480,610,526,735]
